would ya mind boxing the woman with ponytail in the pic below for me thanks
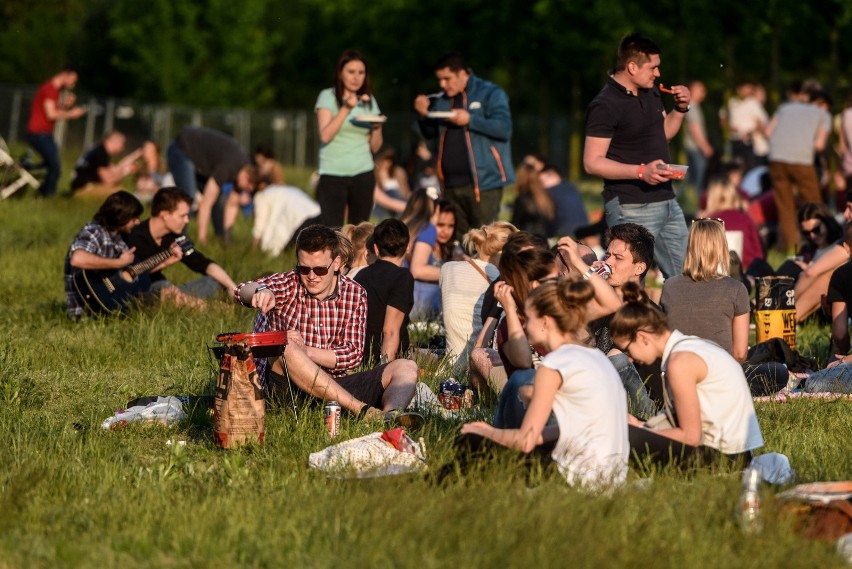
[461,278,629,488]
[610,282,764,465]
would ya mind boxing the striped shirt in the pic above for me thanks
[234,271,367,378]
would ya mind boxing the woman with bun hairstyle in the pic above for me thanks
[440,221,516,367]
[315,50,383,227]
[610,283,764,465]
[461,279,629,488]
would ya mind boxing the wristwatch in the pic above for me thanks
[674,104,691,113]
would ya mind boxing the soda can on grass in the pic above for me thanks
[438,379,463,410]
[323,401,341,439]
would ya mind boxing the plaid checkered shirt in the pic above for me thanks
[234,270,367,378]
[64,222,131,318]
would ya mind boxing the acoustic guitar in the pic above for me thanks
[72,235,194,315]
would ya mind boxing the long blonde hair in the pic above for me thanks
[682,219,729,281]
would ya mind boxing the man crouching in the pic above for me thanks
[234,224,418,422]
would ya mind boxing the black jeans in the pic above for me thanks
[628,425,752,471]
[316,170,375,227]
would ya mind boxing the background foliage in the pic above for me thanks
[3,0,852,115]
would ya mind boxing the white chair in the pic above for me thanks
[0,137,40,200]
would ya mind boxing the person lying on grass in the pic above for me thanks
[609,282,764,467]
[235,224,419,424]
[461,278,630,489]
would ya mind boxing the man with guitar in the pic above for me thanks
[65,191,144,319]
[127,186,237,308]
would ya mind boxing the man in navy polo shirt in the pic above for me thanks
[583,33,692,279]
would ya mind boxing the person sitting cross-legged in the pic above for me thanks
[234,224,418,422]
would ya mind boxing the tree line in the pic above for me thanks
[2,0,851,161]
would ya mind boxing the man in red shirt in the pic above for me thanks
[27,66,87,197]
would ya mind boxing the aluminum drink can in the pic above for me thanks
[323,401,341,439]
[594,263,613,280]
[439,379,461,410]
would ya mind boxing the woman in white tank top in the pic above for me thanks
[610,283,764,458]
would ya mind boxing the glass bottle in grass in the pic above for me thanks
[738,466,763,534]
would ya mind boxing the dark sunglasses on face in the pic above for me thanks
[801,221,824,238]
[296,261,334,276]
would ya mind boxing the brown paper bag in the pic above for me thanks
[213,340,265,448]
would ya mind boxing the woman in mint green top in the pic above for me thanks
[315,50,384,227]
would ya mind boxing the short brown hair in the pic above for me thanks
[151,186,192,216]
[296,224,340,258]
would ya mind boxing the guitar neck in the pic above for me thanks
[127,248,174,277]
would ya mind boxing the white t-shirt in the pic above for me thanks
[252,185,321,257]
[439,259,498,363]
[728,96,769,143]
[540,344,629,489]
[662,330,764,454]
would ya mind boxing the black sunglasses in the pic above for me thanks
[692,217,724,226]
[801,221,824,238]
[295,260,334,276]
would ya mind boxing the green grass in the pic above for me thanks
[1,191,851,568]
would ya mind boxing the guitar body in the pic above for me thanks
[72,235,194,315]
[73,268,153,314]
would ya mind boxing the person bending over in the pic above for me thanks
[234,224,418,422]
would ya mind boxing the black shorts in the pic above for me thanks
[267,364,388,412]
[336,364,388,409]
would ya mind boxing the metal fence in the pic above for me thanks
[0,84,574,175]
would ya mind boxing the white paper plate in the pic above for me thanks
[354,115,387,123]
[427,111,457,119]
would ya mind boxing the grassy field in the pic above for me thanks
[1,188,851,568]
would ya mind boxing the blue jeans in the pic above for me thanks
[686,148,707,191]
[804,364,852,394]
[604,197,688,279]
[609,353,657,420]
[167,141,198,199]
[411,280,440,321]
[167,141,225,235]
[493,368,557,430]
[27,133,60,197]
[150,276,222,300]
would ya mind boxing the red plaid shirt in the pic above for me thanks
[234,271,367,377]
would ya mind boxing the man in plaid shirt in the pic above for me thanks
[64,191,144,319]
[234,224,418,420]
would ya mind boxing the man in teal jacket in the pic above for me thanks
[414,52,514,236]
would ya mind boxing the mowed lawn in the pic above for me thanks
[1,192,851,568]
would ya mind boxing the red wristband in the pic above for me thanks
[638,163,645,180]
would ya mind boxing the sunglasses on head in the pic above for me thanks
[692,217,725,226]
[295,260,334,276]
